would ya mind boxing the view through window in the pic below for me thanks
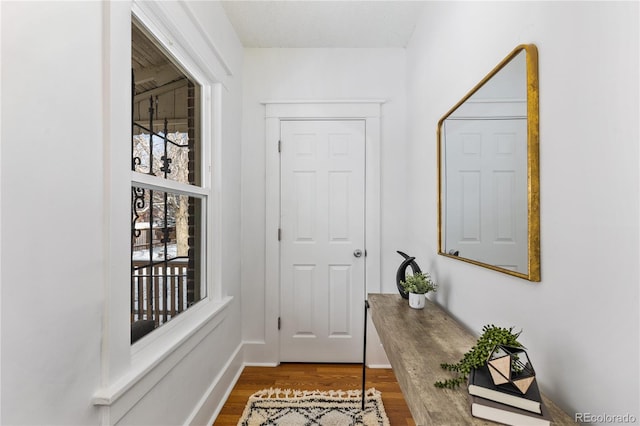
[130,19,205,343]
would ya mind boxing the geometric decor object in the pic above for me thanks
[395,251,422,299]
[487,354,511,385]
[487,345,536,395]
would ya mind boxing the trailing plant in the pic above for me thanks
[400,272,438,294]
[434,324,522,389]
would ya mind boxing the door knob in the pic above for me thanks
[353,249,363,258]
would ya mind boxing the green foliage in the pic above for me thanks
[434,324,522,389]
[400,272,438,294]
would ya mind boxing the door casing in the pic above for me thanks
[262,101,383,364]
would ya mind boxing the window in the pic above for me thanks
[130,19,206,343]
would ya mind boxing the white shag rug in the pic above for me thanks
[237,388,391,426]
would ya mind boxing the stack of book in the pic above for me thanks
[468,365,551,426]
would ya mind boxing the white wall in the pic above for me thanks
[406,1,639,421]
[1,2,104,424]
[0,1,245,424]
[240,48,408,362]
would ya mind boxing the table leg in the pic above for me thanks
[362,299,369,410]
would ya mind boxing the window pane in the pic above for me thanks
[131,22,201,186]
[132,131,194,184]
[131,186,204,331]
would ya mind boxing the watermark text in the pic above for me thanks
[575,412,637,424]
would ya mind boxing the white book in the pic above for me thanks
[469,393,551,426]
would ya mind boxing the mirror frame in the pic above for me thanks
[437,44,540,281]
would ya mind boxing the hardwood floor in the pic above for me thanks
[213,363,415,425]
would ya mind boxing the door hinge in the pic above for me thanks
[278,317,281,330]
[278,140,282,153]
[278,228,281,241]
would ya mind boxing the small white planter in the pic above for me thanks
[408,292,426,309]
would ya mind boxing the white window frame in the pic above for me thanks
[93,2,227,421]
[129,9,216,347]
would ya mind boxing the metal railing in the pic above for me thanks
[131,258,189,327]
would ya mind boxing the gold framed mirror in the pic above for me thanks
[437,44,540,281]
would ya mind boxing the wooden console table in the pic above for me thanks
[367,294,575,425]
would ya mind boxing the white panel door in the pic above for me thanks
[279,120,365,362]
[444,118,528,272]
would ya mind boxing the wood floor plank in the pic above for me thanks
[213,363,415,425]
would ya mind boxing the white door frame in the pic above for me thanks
[264,100,383,364]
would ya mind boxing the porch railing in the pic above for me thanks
[131,258,189,327]
[132,227,176,252]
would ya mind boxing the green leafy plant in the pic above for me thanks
[434,324,522,389]
[401,272,438,294]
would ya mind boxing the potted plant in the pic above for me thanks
[434,324,523,389]
[401,272,437,309]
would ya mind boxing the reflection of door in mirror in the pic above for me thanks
[437,45,540,281]
[442,118,527,273]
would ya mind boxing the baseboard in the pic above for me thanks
[185,343,244,426]
[242,340,278,364]
[243,362,279,367]
[367,363,392,369]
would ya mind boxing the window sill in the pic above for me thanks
[92,296,233,407]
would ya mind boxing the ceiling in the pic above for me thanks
[220,1,427,48]
[131,1,427,96]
